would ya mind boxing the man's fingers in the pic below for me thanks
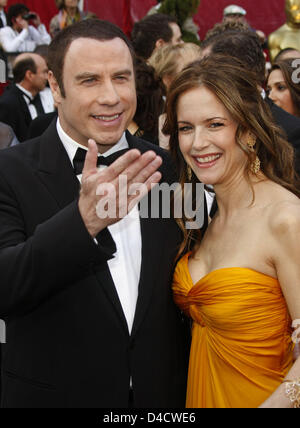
[103,150,161,185]
[82,139,100,179]
[131,155,162,186]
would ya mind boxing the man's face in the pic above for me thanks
[286,0,300,25]
[31,55,48,92]
[169,23,183,45]
[0,0,7,9]
[49,37,137,151]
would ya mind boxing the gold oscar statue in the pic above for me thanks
[269,0,300,62]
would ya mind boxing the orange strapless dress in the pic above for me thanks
[173,252,294,408]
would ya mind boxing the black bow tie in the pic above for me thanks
[73,147,129,175]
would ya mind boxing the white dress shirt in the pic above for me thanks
[57,119,142,334]
[16,84,54,120]
[0,24,50,52]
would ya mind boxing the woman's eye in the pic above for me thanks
[278,84,287,91]
[178,126,192,133]
[210,122,224,129]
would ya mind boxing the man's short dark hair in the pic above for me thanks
[7,3,29,27]
[13,57,37,83]
[48,19,136,98]
[131,13,177,60]
[202,30,266,86]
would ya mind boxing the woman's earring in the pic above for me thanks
[247,136,261,175]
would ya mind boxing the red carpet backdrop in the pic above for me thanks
[5,0,287,39]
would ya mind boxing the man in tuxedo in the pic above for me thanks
[0,19,190,408]
[0,53,51,141]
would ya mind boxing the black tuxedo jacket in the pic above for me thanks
[0,85,32,142]
[0,122,190,408]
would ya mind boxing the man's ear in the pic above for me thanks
[48,71,63,105]
[25,69,33,82]
[155,38,166,50]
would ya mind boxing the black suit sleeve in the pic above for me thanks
[0,172,116,320]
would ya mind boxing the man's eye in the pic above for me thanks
[83,78,96,84]
[115,75,128,81]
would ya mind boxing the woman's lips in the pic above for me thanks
[192,153,222,169]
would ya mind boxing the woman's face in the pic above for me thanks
[267,69,295,116]
[177,85,249,186]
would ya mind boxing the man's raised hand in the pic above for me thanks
[78,139,162,237]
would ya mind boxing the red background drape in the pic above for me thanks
[5,0,286,39]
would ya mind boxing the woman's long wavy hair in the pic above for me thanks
[163,54,300,259]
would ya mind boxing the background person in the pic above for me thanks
[274,47,300,62]
[50,0,88,38]
[148,42,201,149]
[0,3,50,53]
[267,59,300,118]
[127,57,164,145]
[131,13,183,61]
[0,53,52,141]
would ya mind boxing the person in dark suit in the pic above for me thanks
[0,52,49,141]
[0,19,191,408]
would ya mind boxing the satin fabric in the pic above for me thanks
[173,252,294,408]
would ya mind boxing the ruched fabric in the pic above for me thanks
[173,252,294,408]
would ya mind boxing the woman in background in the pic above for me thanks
[165,54,300,408]
[149,43,201,149]
[127,58,164,145]
[149,42,201,92]
[267,59,300,118]
[50,0,88,38]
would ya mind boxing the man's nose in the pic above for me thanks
[98,80,121,106]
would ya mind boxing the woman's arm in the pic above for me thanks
[260,203,300,408]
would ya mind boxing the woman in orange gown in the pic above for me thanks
[163,55,300,408]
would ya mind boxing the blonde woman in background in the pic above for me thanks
[148,43,201,149]
[50,0,88,38]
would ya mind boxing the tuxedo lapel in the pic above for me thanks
[13,85,33,126]
[36,121,80,208]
